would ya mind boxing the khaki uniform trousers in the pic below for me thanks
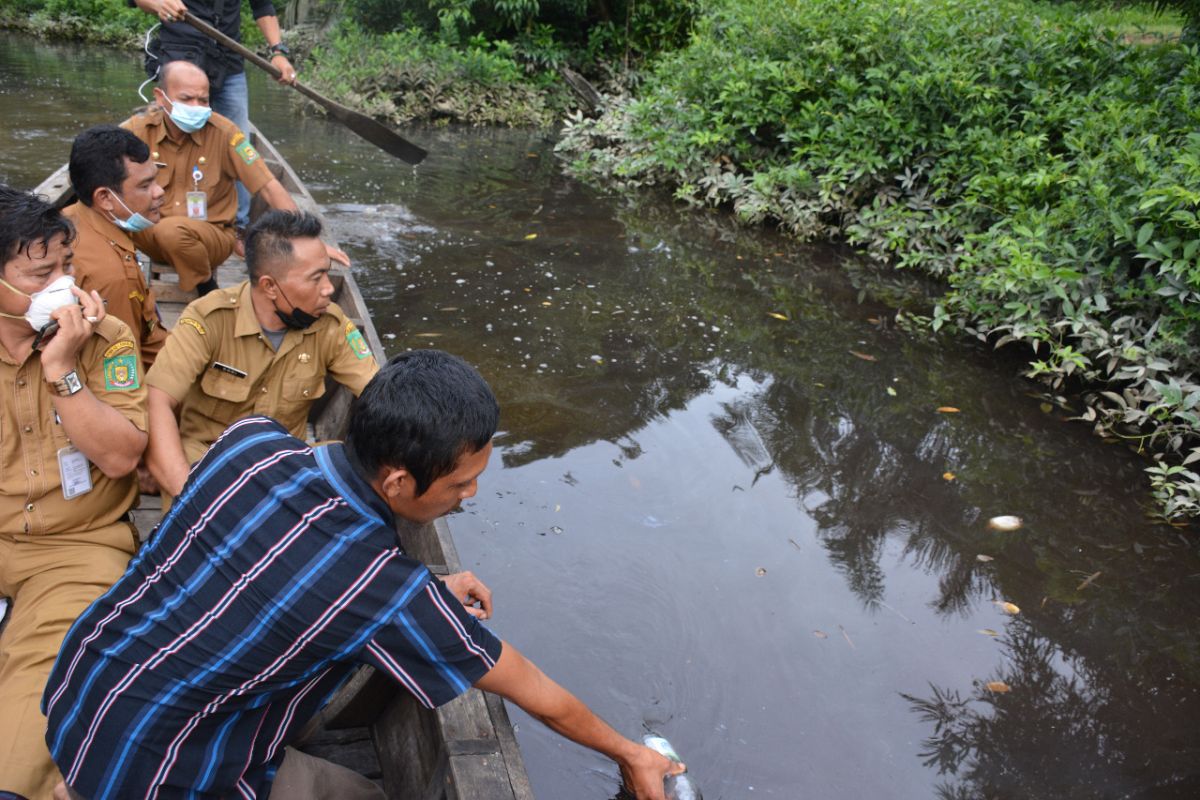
[0,522,138,800]
[133,217,236,292]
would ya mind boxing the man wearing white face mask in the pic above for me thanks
[0,186,148,798]
[120,60,348,297]
[64,125,170,368]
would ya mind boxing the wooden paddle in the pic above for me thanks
[181,12,427,164]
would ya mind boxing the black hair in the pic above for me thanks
[346,350,500,495]
[245,209,324,281]
[69,125,152,208]
[0,184,76,272]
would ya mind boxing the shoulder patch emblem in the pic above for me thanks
[344,323,370,360]
[179,317,207,335]
[234,138,260,166]
[104,340,136,358]
[103,354,140,391]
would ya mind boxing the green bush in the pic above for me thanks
[558,0,1200,518]
[306,20,567,125]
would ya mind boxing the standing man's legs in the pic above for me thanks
[210,71,252,233]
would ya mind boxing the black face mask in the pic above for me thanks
[272,283,320,330]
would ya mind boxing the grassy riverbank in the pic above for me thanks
[557,0,1200,519]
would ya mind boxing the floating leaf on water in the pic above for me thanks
[867,317,881,324]
[550,526,563,535]
[541,301,552,306]
[985,681,1011,693]
[524,233,538,240]
[439,306,460,312]
[1076,571,1101,591]
[977,628,1000,637]
[767,312,790,321]
[976,554,994,562]
[994,601,1021,615]
[886,387,897,396]
[1040,402,1054,414]
[755,567,767,577]
[413,332,443,338]
[839,624,856,649]
[943,472,957,481]
[813,630,828,639]
[849,350,878,362]
[987,515,1023,532]
[937,406,961,413]
[554,504,561,512]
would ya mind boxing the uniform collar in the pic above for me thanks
[72,201,136,254]
[146,104,206,148]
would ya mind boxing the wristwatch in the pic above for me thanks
[266,42,290,57]
[50,369,83,397]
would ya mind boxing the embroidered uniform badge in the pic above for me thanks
[103,354,139,391]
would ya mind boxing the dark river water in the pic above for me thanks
[4,31,1200,800]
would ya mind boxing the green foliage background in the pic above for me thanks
[557,0,1200,517]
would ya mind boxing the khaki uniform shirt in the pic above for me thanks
[64,202,169,369]
[0,317,147,536]
[121,107,273,229]
[145,281,378,463]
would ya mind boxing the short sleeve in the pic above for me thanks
[324,311,378,396]
[225,130,274,197]
[145,309,214,402]
[83,317,148,433]
[361,576,502,709]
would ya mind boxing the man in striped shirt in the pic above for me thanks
[43,349,677,799]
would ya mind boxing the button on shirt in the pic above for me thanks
[0,317,147,535]
[122,107,274,229]
[63,202,169,369]
[145,280,378,463]
[44,416,501,799]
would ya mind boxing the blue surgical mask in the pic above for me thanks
[162,92,212,133]
[107,191,156,233]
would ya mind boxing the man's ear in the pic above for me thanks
[378,466,412,502]
[256,273,279,300]
[92,187,116,215]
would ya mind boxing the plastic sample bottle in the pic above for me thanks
[642,733,703,800]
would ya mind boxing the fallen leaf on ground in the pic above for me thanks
[985,681,1011,693]
[994,601,1021,615]
[976,554,994,562]
[937,406,961,413]
[987,515,1023,532]
[1076,571,1101,591]
[849,350,878,362]
[943,472,957,481]
[977,628,1000,636]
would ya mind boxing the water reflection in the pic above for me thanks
[3,32,1199,799]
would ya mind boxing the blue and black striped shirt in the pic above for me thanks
[43,416,501,799]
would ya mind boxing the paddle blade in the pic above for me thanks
[293,83,426,164]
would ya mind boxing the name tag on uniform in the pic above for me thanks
[58,445,93,499]
[186,191,208,220]
[212,361,247,378]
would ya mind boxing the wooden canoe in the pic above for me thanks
[32,126,535,800]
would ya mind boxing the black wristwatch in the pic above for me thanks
[266,42,290,57]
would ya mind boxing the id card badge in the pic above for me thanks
[186,191,208,220]
[58,445,93,499]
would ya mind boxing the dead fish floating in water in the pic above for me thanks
[642,734,703,800]
[987,515,1023,532]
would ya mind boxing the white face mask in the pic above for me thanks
[1,274,81,331]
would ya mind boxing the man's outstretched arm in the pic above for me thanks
[474,641,681,800]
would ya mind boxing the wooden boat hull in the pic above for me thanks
[32,126,534,800]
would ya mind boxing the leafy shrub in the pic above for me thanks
[558,0,1200,518]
